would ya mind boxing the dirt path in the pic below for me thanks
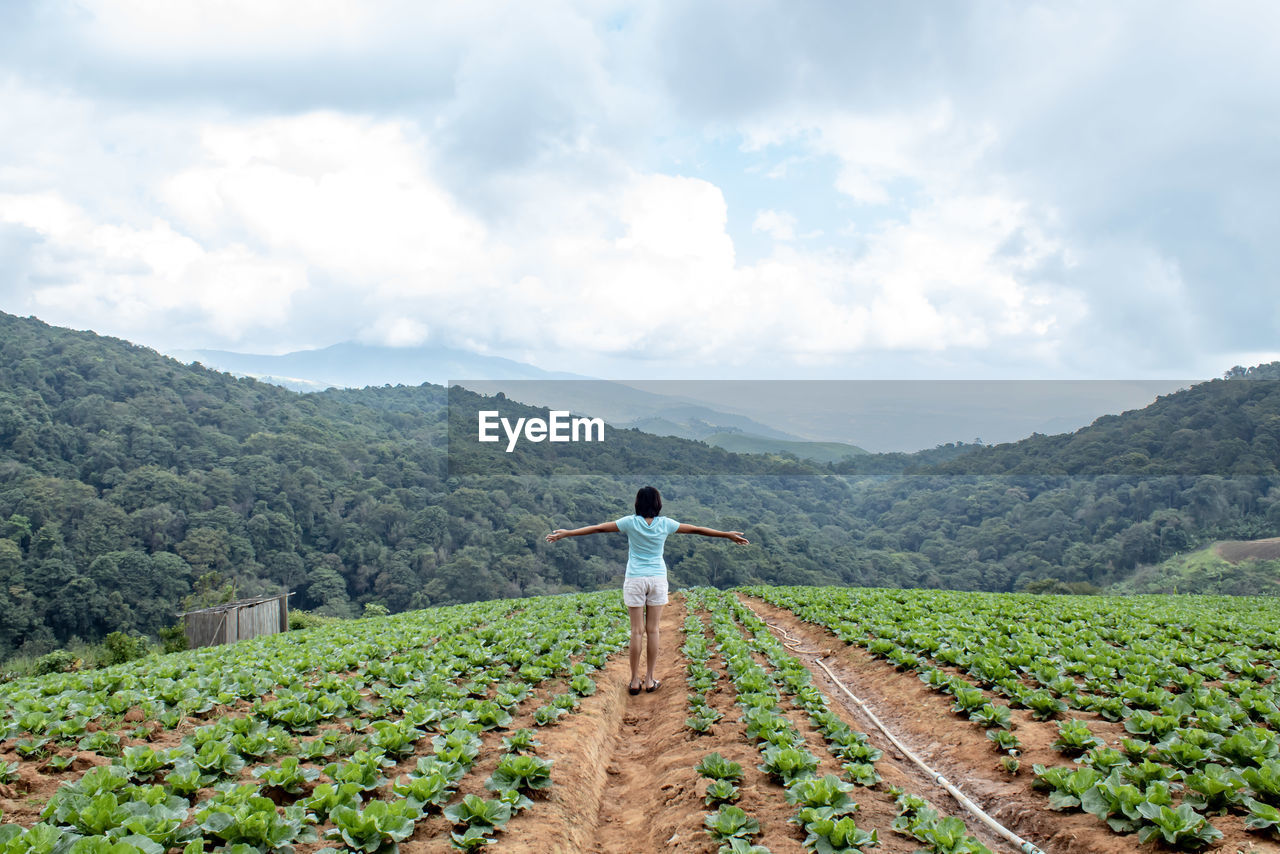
[498,602,720,853]
[586,603,711,853]
[503,593,1022,853]
[502,597,849,853]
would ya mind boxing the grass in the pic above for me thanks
[1115,545,1280,596]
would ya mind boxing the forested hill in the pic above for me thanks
[2,312,1280,662]
[0,313,821,659]
[0,313,442,659]
[921,371,1280,476]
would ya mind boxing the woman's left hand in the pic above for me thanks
[546,530,569,543]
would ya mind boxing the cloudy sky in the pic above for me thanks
[0,0,1276,380]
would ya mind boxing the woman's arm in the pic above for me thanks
[676,524,749,545]
[545,521,619,543]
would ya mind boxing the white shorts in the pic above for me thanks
[622,576,669,608]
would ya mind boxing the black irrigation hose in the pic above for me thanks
[744,603,1050,854]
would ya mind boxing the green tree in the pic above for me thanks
[306,565,353,618]
[177,528,232,573]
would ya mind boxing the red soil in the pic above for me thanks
[1216,538,1280,563]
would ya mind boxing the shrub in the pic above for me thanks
[158,622,188,653]
[362,602,390,619]
[100,632,150,666]
[288,610,337,630]
[33,649,78,675]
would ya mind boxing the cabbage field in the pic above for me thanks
[1,587,1278,853]
[746,587,1280,853]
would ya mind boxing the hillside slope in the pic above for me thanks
[3,312,1280,660]
[0,314,825,658]
[922,372,1280,475]
[702,432,868,463]
[1112,539,1280,595]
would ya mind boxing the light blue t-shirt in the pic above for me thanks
[615,515,680,578]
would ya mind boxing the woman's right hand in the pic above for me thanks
[726,531,749,544]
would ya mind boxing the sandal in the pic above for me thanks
[645,679,661,693]
[629,678,642,696]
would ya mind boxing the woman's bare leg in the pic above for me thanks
[644,603,664,687]
[628,606,645,691]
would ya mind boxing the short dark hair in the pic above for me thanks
[634,485,662,518]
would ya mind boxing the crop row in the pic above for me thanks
[747,585,1280,848]
[687,588,993,853]
[0,591,629,852]
[1,600,516,750]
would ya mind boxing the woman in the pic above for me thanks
[545,486,749,695]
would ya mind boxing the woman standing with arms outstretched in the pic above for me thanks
[545,486,749,694]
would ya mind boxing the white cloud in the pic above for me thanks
[0,191,307,341]
[616,174,733,265]
[162,114,487,294]
[742,100,998,208]
[732,193,1084,360]
[363,316,431,348]
[76,0,381,55]
[0,106,1086,370]
[752,209,796,241]
[0,2,1275,377]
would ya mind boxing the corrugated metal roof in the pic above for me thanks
[177,591,292,617]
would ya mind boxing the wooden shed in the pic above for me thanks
[181,592,291,649]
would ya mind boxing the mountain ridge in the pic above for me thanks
[172,341,588,390]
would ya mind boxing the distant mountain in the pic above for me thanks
[169,342,587,391]
[172,346,870,457]
[700,432,867,463]
[464,379,1195,454]
[457,380,806,443]
[617,408,801,442]
[167,351,1191,457]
